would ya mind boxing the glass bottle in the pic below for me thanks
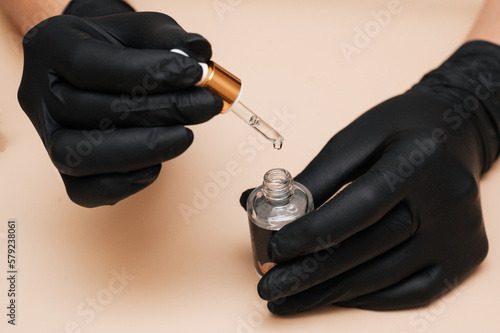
[246,168,314,276]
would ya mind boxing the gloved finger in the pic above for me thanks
[293,94,437,208]
[336,240,486,311]
[241,98,410,211]
[49,126,193,177]
[60,164,161,208]
[239,188,254,209]
[49,81,222,128]
[269,130,441,263]
[268,162,404,262]
[265,241,431,315]
[336,266,446,310]
[90,12,213,61]
[293,122,384,208]
[258,203,414,300]
[43,17,203,93]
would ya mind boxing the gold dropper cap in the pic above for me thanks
[197,62,242,113]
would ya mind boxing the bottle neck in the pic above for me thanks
[262,168,294,206]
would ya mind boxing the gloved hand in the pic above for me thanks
[241,41,500,314]
[18,11,222,207]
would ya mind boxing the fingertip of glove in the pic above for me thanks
[213,95,224,114]
[180,58,204,86]
[183,126,194,144]
[165,126,193,158]
[257,270,289,303]
[59,174,112,208]
[257,277,272,301]
[60,164,162,208]
[133,163,162,186]
[182,33,212,62]
[267,300,295,316]
[267,302,283,315]
[239,188,254,209]
[183,89,223,123]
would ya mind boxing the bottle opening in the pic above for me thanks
[262,168,294,204]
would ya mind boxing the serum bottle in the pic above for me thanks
[246,168,314,276]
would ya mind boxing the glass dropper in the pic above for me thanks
[230,101,283,150]
[171,49,284,150]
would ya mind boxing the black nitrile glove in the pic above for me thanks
[18,11,222,207]
[63,0,135,17]
[240,41,500,314]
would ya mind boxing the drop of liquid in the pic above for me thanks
[273,136,284,150]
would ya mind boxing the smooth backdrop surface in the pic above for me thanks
[1,0,499,332]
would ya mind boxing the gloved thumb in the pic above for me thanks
[239,188,255,210]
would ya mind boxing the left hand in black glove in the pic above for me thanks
[18,9,221,207]
[240,41,500,314]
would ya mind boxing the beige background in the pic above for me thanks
[1,0,500,332]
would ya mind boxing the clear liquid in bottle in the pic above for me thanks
[246,168,314,276]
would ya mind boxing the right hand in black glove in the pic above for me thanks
[240,41,500,314]
[18,12,222,207]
